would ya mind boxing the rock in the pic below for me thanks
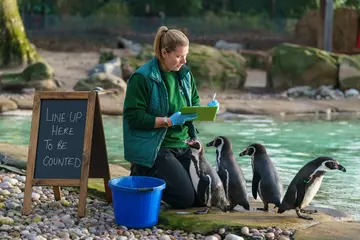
[338,55,360,90]
[345,88,360,98]
[224,233,244,240]
[0,98,18,113]
[0,216,15,225]
[0,61,57,91]
[214,40,244,51]
[0,181,13,189]
[265,232,275,239]
[204,235,218,240]
[32,215,42,223]
[188,44,247,89]
[32,192,41,201]
[117,36,142,54]
[283,86,317,98]
[241,226,250,236]
[159,234,171,240]
[73,72,127,94]
[124,43,247,90]
[315,85,344,100]
[218,228,226,235]
[267,43,338,90]
[88,57,122,78]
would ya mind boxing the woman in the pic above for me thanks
[123,26,219,209]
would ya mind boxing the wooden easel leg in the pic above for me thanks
[77,184,88,217]
[53,186,62,201]
[22,181,33,215]
[103,177,112,203]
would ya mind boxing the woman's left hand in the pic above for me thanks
[207,100,220,112]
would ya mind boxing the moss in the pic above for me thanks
[123,43,247,90]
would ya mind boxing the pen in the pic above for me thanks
[212,93,217,101]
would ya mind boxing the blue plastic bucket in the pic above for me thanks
[108,176,166,228]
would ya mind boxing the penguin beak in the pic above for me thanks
[206,140,215,147]
[337,164,346,172]
[239,149,247,156]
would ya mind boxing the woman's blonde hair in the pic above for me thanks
[153,26,189,60]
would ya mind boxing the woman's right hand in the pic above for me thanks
[169,112,198,126]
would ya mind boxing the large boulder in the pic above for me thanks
[267,43,338,90]
[124,43,247,90]
[0,61,59,91]
[73,72,127,94]
[338,54,360,90]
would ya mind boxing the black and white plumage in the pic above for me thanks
[206,136,250,211]
[239,143,284,211]
[185,139,229,214]
[278,156,346,220]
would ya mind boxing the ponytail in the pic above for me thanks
[153,25,189,61]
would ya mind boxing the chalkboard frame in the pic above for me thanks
[22,91,111,217]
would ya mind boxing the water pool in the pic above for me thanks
[1,114,359,220]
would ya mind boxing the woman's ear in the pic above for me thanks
[161,49,168,59]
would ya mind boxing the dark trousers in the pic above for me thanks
[130,147,201,209]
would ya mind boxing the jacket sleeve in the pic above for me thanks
[190,72,200,106]
[123,73,156,129]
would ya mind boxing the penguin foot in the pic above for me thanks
[256,207,269,212]
[296,209,313,220]
[226,204,236,211]
[300,209,318,214]
[195,207,210,214]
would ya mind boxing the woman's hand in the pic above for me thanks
[169,112,198,126]
[207,99,220,112]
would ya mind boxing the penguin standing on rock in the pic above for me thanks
[278,156,346,220]
[184,139,229,214]
[239,143,284,211]
[206,136,250,211]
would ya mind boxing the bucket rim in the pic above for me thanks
[108,176,166,192]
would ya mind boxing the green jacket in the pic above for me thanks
[123,57,199,167]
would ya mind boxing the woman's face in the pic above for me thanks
[161,45,189,72]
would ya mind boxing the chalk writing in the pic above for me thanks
[34,99,88,179]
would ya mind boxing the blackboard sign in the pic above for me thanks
[34,99,87,179]
[22,91,112,217]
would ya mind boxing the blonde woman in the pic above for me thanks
[123,26,219,209]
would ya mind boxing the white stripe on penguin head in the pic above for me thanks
[249,146,256,171]
[215,137,224,172]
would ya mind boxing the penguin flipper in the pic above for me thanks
[252,171,261,199]
[278,179,305,214]
[197,173,211,205]
[217,167,229,197]
[294,179,308,208]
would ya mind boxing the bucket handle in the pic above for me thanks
[137,187,154,192]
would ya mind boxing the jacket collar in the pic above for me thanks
[149,57,190,83]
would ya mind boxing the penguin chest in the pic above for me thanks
[189,160,200,192]
[300,175,324,209]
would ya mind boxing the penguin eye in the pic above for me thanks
[248,146,256,156]
[325,161,336,169]
[215,138,222,146]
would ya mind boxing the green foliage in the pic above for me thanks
[91,1,131,28]
[99,50,117,64]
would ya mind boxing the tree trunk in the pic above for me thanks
[0,0,41,68]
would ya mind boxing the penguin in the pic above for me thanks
[239,143,284,211]
[206,136,250,211]
[184,138,229,214]
[278,156,346,220]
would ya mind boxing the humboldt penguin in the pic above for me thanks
[206,136,250,211]
[239,143,284,211]
[278,156,346,220]
[185,139,229,214]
